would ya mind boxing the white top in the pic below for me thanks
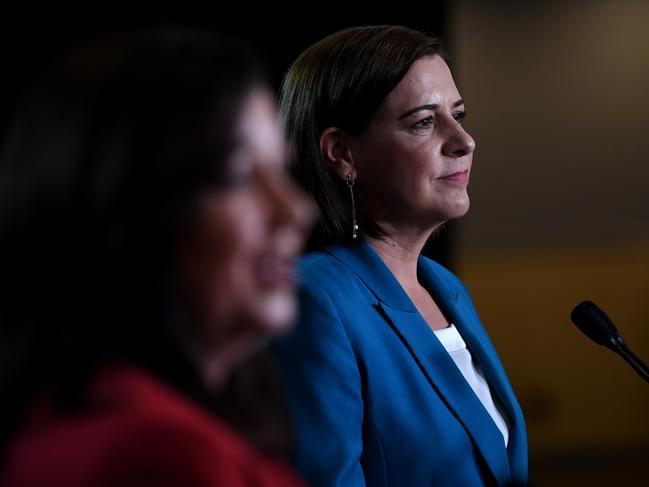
[433,324,510,447]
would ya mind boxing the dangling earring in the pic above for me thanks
[347,174,358,239]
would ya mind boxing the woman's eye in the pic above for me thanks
[229,172,253,187]
[412,116,435,130]
[453,111,467,124]
[224,158,255,187]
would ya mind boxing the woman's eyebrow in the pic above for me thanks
[397,98,464,120]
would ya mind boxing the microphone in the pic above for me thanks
[571,301,649,384]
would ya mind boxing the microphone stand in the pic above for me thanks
[607,335,649,385]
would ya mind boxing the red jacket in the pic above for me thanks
[1,363,305,487]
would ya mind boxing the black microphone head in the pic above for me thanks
[570,300,619,346]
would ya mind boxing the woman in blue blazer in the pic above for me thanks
[275,25,528,486]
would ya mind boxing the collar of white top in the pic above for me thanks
[432,324,467,353]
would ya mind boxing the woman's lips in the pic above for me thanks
[437,169,469,183]
[257,231,305,288]
[257,255,298,288]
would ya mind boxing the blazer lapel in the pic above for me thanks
[378,304,512,487]
[327,242,512,485]
[419,259,527,480]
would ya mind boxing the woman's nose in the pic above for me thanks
[265,171,315,232]
[442,123,476,158]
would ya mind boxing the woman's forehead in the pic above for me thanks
[236,88,286,164]
[379,56,461,116]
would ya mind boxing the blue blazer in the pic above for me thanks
[275,241,527,487]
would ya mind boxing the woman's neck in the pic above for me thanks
[366,224,451,331]
[366,225,435,288]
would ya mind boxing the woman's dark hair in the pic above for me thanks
[280,25,443,247]
[0,27,288,455]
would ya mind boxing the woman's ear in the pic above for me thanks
[320,127,357,181]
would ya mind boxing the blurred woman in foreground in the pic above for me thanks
[0,27,310,486]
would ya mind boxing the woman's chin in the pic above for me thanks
[446,195,470,220]
[428,198,470,225]
[252,290,298,335]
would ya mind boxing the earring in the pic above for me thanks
[347,174,358,239]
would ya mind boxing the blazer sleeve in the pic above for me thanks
[274,280,366,487]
